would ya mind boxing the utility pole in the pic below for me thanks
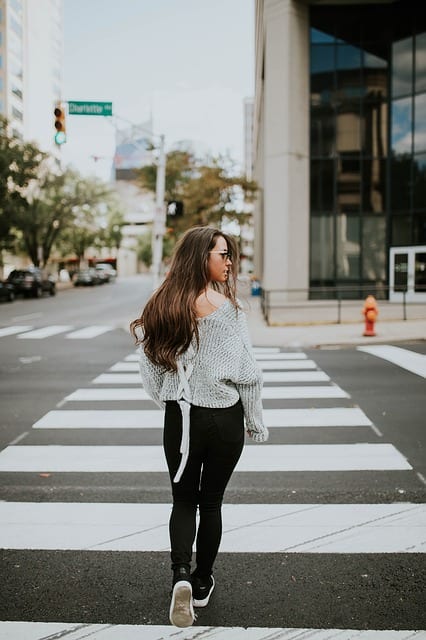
[151,133,166,291]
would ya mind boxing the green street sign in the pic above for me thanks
[68,101,113,116]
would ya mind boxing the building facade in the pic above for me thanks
[253,0,426,300]
[0,0,63,154]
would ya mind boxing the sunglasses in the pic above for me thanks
[209,251,232,260]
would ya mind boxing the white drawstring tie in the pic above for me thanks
[173,360,194,483]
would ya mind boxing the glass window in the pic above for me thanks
[392,97,412,154]
[310,105,335,156]
[415,33,426,93]
[362,216,386,281]
[391,155,412,211]
[362,158,386,213]
[414,93,426,153]
[310,214,335,282]
[413,154,426,208]
[392,37,413,98]
[310,158,334,211]
[336,214,360,279]
[311,29,334,44]
[336,108,361,152]
[337,44,362,70]
[393,252,409,291]
[365,51,387,69]
[413,215,426,245]
[391,215,412,245]
[311,44,335,75]
[414,251,426,291]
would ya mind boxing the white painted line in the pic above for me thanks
[263,371,330,382]
[358,345,426,378]
[17,325,73,339]
[32,408,372,429]
[0,443,411,472]
[94,362,319,384]
[110,362,330,381]
[66,325,114,339]
[65,388,148,402]
[65,385,349,402]
[255,352,308,360]
[0,325,33,337]
[261,385,349,399]
[0,502,423,553]
[259,360,318,370]
[92,373,142,384]
[253,346,280,353]
[125,353,139,361]
[0,622,421,640]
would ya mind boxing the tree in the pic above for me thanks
[12,168,111,268]
[0,116,46,268]
[137,149,257,242]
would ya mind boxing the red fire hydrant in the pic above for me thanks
[362,295,378,337]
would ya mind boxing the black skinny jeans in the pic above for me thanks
[163,399,244,577]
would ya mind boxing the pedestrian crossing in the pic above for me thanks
[0,324,115,339]
[1,345,424,636]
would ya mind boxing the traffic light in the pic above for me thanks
[167,201,184,218]
[53,102,66,145]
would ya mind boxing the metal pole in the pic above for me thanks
[151,134,166,291]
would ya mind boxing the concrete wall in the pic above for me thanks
[254,0,310,299]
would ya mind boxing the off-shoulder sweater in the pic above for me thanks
[138,299,269,479]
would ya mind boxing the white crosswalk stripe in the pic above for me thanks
[0,502,423,552]
[1,347,423,635]
[0,324,115,339]
[0,325,33,337]
[31,407,372,429]
[1,622,422,639]
[358,345,426,378]
[17,325,74,339]
[63,384,349,402]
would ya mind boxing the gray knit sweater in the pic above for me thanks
[138,299,269,442]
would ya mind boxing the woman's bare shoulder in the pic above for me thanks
[195,290,227,318]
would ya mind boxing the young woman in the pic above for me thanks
[130,226,268,628]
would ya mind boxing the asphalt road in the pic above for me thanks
[0,277,425,636]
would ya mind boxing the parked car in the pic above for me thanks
[73,268,102,286]
[0,281,15,302]
[95,263,117,283]
[7,268,56,298]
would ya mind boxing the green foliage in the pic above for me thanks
[137,148,257,246]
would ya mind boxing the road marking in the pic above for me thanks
[0,622,422,639]
[17,325,73,339]
[0,502,423,553]
[66,325,114,339]
[64,385,349,402]
[253,346,280,353]
[255,352,307,360]
[0,443,411,472]
[32,407,372,429]
[111,360,330,382]
[0,325,33,337]
[358,345,426,378]
[123,353,318,370]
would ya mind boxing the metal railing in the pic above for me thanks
[260,285,426,325]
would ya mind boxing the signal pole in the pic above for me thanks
[151,133,166,291]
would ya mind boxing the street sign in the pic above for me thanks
[68,101,113,116]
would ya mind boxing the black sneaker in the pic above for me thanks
[169,566,195,627]
[192,574,215,607]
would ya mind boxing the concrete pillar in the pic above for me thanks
[259,0,310,299]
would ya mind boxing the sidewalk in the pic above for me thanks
[243,294,426,348]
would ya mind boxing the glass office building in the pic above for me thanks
[254,0,426,300]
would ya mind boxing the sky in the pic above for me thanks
[61,0,255,182]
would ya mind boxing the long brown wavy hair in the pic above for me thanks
[130,226,239,371]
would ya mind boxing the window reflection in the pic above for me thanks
[362,216,386,281]
[310,215,335,283]
[392,97,412,154]
[336,214,360,279]
[415,33,426,93]
[414,94,426,153]
[413,154,426,208]
[392,37,413,98]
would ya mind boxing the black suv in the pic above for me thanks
[7,268,56,298]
